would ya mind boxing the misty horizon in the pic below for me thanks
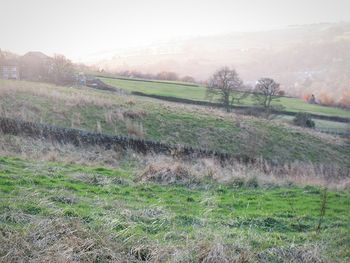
[1,0,350,61]
[1,1,350,107]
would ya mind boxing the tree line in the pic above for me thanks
[114,70,196,83]
[207,66,285,117]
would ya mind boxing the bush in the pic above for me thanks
[293,113,315,128]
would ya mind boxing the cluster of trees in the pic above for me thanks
[22,54,76,85]
[0,50,76,86]
[48,55,76,85]
[115,70,196,83]
[207,66,284,116]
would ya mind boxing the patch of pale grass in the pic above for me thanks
[0,79,118,108]
[0,217,126,262]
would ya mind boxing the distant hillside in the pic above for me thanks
[95,23,350,107]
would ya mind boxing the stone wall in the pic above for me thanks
[0,117,253,163]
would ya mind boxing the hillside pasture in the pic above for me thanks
[0,79,350,262]
[0,79,349,167]
[101,76,350,118]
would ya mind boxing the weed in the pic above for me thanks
[316,187,328,234]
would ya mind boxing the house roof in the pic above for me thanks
[22,51,49,60]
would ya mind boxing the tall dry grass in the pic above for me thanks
[0,132,348,189]
[0,214,329,262]
[0,79,118,108]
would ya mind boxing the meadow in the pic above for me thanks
[0,79,349,262]
[0,79,349,166]
[0,153,349,262]
[101,77,350,118]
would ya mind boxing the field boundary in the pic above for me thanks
[96,75,200,87]
[0,117,254,163]
[1,117,349,177]
[131,91,350,123]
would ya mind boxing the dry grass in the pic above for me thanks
[138,155,349,189]
[138,163,193,185]
[0,217,328,263]
[123,110,148,119]
[0,79,118,108]
[256,245,328,263]
[0,217,128,262]
[0,132,348,189]
[126,120,145,138]
[0,132,127,167]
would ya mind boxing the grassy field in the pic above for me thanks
[0,156,349,262]
[0,79,349,262]
[0,79,349,166]
[101,77,350,118]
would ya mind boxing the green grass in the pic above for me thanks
[0,79,349,261]
[102,77,350,118]
[102,77,206,100]
[0,156,349,261]
[1,79,349,166]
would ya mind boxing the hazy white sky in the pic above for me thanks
[1,0,349,61]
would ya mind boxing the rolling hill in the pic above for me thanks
[94,22,350,108]
[0,79,349,262]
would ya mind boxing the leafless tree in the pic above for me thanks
[181,75,196,83]
[156,71,179,81]
[49,54,75,85]
[253,78,284,116]
[207,66,243,112]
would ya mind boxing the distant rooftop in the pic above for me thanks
[22,51,49,60]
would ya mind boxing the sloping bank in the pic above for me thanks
[1,117,349,179]
[0,117,250,162]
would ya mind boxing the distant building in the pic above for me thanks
[0,60,19,80]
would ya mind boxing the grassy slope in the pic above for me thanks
[101,77,350,118]
[0,156,349,261]
[0,79,349,166]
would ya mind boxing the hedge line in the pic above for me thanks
[95,75,200,87]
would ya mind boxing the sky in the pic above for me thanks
[1,0,349,61]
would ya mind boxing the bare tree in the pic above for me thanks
[156,71,179,81]
[207,67,243,112]
[253,78,283,116]
[181,75,196,83]
[49,54,75,85]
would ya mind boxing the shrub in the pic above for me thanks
[293,113,315,128]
